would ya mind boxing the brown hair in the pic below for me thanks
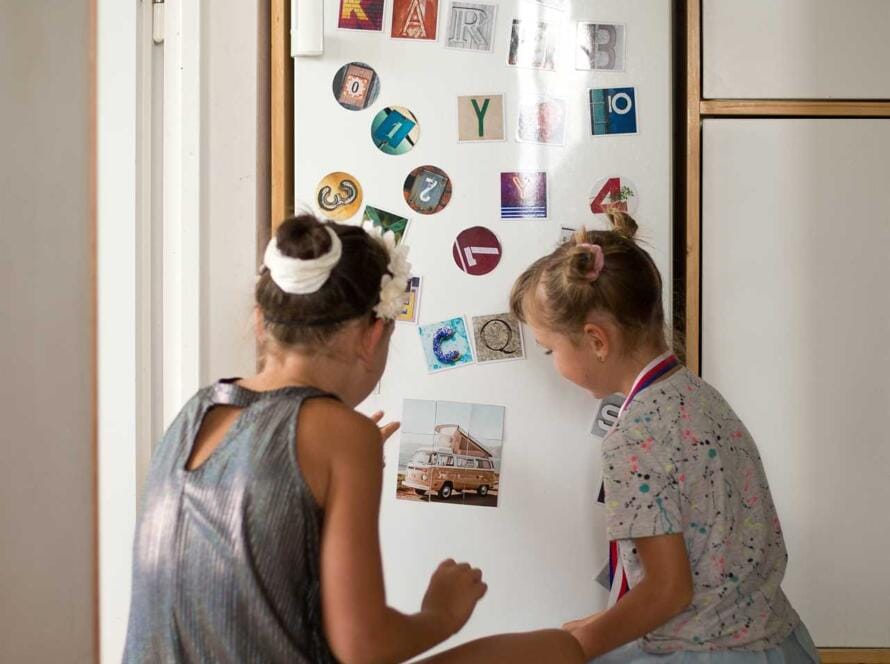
[510,211,666,352]
[256,213,389,349]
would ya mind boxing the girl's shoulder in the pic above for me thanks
[613,367,743,444]
[298,398,383,461]
[296,398,384,508]
[299,397,377,435]
[635,367,735,416]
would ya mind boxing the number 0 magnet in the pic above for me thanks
[332,62,380,111]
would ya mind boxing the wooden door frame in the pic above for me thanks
[271,0,293,236]
[682,0,890,378]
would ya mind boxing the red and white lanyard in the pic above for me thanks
[602,351,679,606]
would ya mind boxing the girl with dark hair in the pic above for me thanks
[123,214,584,664]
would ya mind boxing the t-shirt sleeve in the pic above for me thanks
[603,422,682,540]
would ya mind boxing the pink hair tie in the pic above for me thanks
[579,243,605,282]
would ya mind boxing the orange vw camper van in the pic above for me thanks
[401,425,498,499]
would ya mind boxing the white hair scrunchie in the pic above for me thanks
[263,225,342,294]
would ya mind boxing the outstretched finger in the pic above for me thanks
[380,421,401,443]
[369,411,384,424]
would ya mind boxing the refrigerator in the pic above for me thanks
[292,0,674,652]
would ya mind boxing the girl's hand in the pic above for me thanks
[421,559,488,636]
[369,410,400,443]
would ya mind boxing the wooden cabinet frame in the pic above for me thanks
[683,1,890,659]
[682,0,890,377]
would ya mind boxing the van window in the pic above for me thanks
[478,459,492,470]
[410,451,433,465]
[439,454,454,466]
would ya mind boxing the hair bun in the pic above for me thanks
[607,210,639,240]
[567,243,602,285]
[275,214,333,260]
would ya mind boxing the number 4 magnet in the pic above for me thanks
[590,176,638,215]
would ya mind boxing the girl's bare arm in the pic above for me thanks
[314,402,483,664]
[564,533,694,659]
[419,629,585,664]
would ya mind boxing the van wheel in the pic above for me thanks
[478,485,489,497]
[438,482,453,499]
[414,489,427,496]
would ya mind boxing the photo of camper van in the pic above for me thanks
[396,400,505,507]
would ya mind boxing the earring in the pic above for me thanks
[598,354,606,363]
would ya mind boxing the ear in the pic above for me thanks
[253,307,266,343]
[358,317,390,364]
[582,321,610,361]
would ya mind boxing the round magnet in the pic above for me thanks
[332,62,380,111]
[403,165,452,215]
[315,171,363,221]
[371,106,420,155]
[452,226,501,276]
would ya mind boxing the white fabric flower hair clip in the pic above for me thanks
[262,226,342,294]
[361,221,412,321]
[261,221,411,322]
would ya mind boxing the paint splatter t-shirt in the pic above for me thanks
[603,367,800,652]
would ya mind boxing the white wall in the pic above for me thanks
[702,119,890,647]
[158,0,260,426]
[97,0,139,661]
[0,1,96,661]
[703,0,890,99]
[202,0,263,381]
[96,2,263,659]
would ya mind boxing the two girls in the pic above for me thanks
[125,210,817,663]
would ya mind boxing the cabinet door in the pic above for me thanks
[702,119,890,646]
[704,0,890,99]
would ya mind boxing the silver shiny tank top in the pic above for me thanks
[123,380,338,663]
